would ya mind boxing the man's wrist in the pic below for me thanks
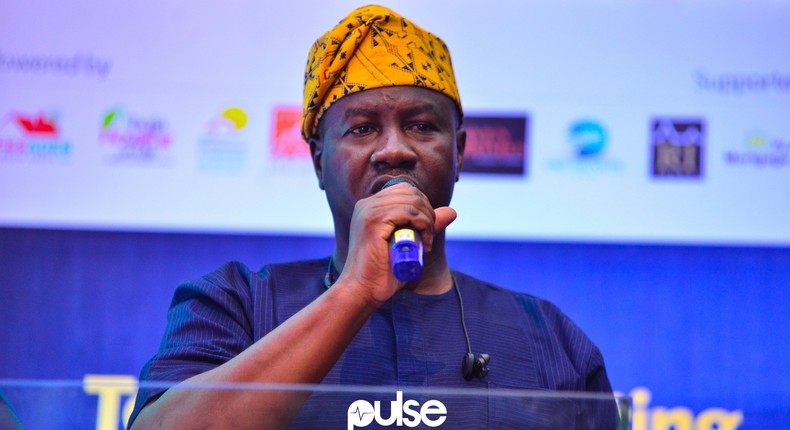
[330,276,390,315]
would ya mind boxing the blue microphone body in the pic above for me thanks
[390,228,423,282]
[380,178,424,282]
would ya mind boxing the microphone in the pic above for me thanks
[380,177,423,282]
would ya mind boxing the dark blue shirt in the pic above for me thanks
[130,258,617,429]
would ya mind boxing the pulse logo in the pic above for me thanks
[347,391,447,429]
[651,118,704,177]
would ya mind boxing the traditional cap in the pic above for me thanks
[301,5,462,140]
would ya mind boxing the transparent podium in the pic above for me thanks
[0,377,631,429]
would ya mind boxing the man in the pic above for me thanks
[129,5,616,429]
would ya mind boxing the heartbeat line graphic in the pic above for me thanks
[350,405,372,421]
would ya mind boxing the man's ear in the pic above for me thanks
[455,126,466,182]
[308,137,325,190]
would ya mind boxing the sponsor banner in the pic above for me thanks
[0,1,789,245]
[461,115,527,175]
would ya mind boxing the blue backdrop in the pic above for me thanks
[1,227,788,428]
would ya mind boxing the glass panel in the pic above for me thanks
[0,379,630,429]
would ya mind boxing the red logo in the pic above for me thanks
[271,106,310,158]
[0,111,70,160]
[14,113,59,136]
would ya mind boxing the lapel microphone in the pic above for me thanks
[453,274,491,381]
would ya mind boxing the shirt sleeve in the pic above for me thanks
[536,298,620,428]
[579,335,620,429]
[127,262,259,427]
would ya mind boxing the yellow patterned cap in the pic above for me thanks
[301,5,462,140]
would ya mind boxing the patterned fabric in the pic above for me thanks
[128,259,617,428]
[301,5,463,140]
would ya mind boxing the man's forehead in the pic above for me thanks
[323,87,457,123]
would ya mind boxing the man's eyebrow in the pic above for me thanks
[401,104,440,117]
[343,108,380,120]
[404,104,458,127]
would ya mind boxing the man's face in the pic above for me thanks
[310,86,465,229]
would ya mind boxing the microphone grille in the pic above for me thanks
[381,177,415,191]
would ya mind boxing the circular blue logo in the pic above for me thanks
[569,120,607,157]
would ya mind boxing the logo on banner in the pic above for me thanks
[570,120,607,156]
[0,111,72,162]
[461,114,528,175]
[546,119,623,173]
[348,391,446,429]
[98,108,173,164]
[650,118,705,178]
[724,132,789,168]
[198,107,248,173]
[271,106,310,159]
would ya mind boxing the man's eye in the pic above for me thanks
[346,125,375,135]
[408,123,436,132]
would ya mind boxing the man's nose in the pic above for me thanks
[370,128,418,169]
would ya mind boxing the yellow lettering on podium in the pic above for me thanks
[696,408,743,430]
[626,387,743,430]
[83,375,137,430]
[652,406,694,430]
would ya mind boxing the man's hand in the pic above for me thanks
[338,181,457,305]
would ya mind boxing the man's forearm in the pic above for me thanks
[131,279,379,429]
